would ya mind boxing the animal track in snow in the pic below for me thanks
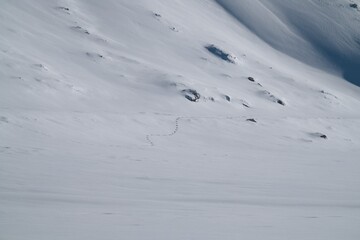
[247,76,285,106]
[146,117,182,146]
[146,116,261,146]
[153,11,180,32]
[320,90,338,99]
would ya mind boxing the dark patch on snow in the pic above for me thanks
[11,76,23,81]
[57,6,70,11]
[277,99,285,106]
[33,64,48,71]
[71,26,90,35]
[248,76,262,86]
[310,132,328,139]
[242,103,250,108]
[169,26,178,32]
[153,12,178,32]
[320,90,338,99]
[246,118,257,123]
[248,77,255,82]
[205,44,236,63]
[56,6,70,14]
[350,3,358,9]
[86,52,104,59]
[0,116,9,123]
[263,90,285,106]
[223,95,231,102]
[182,89,201,102]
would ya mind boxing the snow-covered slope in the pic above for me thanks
[216,0,360,86]
[1,1,360,239]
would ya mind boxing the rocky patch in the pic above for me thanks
[55,6,70,14]
[248,77,255,82]
[263,90,285,106]
[71,26,90,35]
[223,94,231,102]
[205,44,237,64]
[181,89,201,102]
[320,90,338,99]
[350,3,358,9]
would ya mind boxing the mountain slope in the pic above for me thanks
[1,1,360,239]
[216,0,360,85]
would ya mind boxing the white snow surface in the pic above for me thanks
[1,0,360,239]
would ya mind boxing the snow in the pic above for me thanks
[1,0,360,239]
[216,0,360,85]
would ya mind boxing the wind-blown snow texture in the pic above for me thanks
[1,0,360,239]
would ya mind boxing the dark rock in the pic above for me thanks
[311,132,328,139]
[320,90,338,99]
[169,26,178,32]
[182,89,200,102]
[154,13,161,17]
[71,26,90,35]
[57,6,70,11]
[350,3,358,9]
[224,95,231,102]
[246,118,257,123]
[320,134,327,139]
[277,99,285,106]
[264,90,285,106]
[248,77,255,82]
[242,103,250,108]
[205,44,236,63]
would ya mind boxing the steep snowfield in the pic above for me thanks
[1,0,360,239]
[217,0,360,85]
